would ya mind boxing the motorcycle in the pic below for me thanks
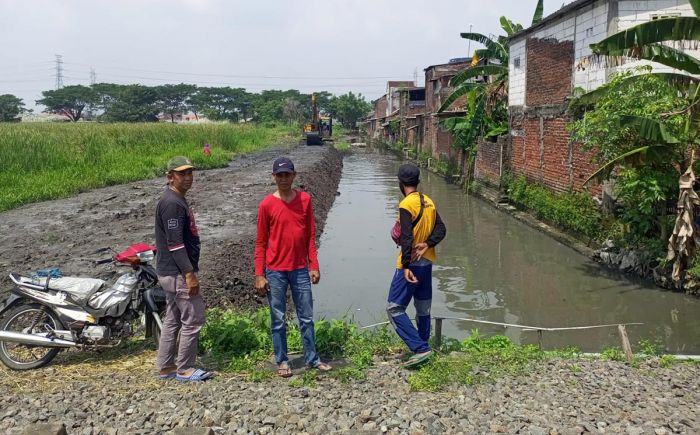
[0,243,167,370]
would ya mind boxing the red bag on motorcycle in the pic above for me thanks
[115,243,157,264]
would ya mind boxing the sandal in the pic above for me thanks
[175,368,213,382]
[403,351,433,369]
[158,366,177,380]
[277,363,293,378]
[308,361,332,372]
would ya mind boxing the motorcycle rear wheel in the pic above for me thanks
[0,303,64,370]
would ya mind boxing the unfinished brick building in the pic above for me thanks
[505,0,697,194]
[366,94,388,141]
[422,59,470,161]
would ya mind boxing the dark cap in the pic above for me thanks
[273,157,295,174]
[397,163,420,185]
[167,156,194,172]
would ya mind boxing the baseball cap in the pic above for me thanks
[273,157,295,174]
[398,164,420,185]
[167,156,194,172]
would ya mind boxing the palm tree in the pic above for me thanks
[576,0,700,284]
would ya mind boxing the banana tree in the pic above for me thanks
[577,0,700,284]
[439,0,543,114]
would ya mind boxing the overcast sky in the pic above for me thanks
[1,0,574,110]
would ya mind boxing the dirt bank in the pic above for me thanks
[0,145,343,309]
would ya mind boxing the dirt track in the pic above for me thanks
[0,144,342,309]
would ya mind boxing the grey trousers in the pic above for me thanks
[155,274,206,372]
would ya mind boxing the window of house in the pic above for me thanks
[433,79,441,95]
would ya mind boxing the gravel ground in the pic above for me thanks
[0,350,697,434]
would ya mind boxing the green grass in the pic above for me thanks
[198,309,696,389]
[408,331,543,392]
[0,122,295,212]
[333,142,351,152]
[199,308,403,381]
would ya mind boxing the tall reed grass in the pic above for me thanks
[0,122,295,211]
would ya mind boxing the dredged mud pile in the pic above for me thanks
[0,145,342,309]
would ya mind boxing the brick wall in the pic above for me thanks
[526,37,574,106]
[375,97,387,119]
[435,123,455,156]
[474,136,509,186]
[423,62,469,159]
[509,112,600,194]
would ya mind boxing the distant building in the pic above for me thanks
[157,112,212,123]
[21,112,71,122]
[423,59,471,160]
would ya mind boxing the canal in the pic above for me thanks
[314,151,700,354]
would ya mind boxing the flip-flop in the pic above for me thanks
[175,368,213,382]
[158,372,176,380]
[307,362,332,372]
[277,363,293,378]
[403,351,433,369]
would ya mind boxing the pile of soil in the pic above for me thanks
[0,145,343,310]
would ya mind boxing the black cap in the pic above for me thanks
[398,164,420,185]
[272,157,295,174]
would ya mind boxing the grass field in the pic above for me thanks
[0,122,296,212]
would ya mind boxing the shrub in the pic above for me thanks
[501,173,605,240]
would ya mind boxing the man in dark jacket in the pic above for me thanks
[154,156,211,382]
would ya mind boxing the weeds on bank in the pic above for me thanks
[199,308,403,382]
[500,172,607,241]
[333,142,351,152]
[199,309,697,389]
[408,331,543,392]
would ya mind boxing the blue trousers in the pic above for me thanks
[386,261,432,353]
[266,268,320,367]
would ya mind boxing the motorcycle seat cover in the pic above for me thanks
[22,276,106,303]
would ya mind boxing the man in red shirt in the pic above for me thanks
[254,157,332,377]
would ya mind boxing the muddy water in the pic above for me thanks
[315,151,700,354]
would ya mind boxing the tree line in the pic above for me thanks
[0,84,371,128]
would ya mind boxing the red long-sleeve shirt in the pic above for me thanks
[254,190,320,276]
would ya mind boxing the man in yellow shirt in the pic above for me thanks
[387,164,446,368]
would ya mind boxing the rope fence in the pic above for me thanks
[361,315,647,362]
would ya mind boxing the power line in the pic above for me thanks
[0,78,51,83]
[61,61,412,81]
[95,73,390,88]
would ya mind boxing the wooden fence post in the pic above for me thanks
[435,317,443,350]
[618,324,634,363]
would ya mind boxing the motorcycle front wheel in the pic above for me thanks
[0,303,64,370]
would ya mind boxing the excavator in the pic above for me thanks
[303,94,332,145]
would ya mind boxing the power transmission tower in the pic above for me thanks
[54,54,64,89]
[90,67,96,85]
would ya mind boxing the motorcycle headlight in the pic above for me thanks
[137,250,155,263]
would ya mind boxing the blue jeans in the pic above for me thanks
[266,268,320,367]
[386,260,433,353]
